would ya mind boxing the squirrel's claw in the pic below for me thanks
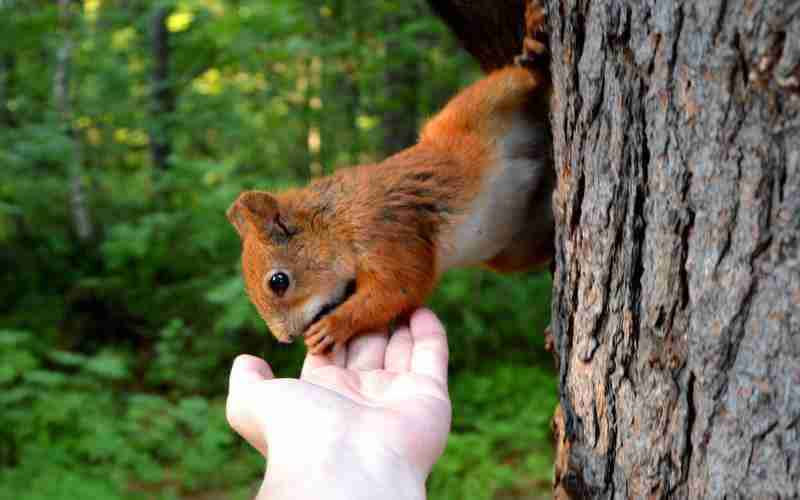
[305,316,352,355]
[306,332,333,354]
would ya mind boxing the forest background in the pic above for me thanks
[0,0,556,498]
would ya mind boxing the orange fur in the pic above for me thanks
[228,65,552,354]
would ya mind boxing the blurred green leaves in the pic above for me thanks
[0,0,555,498]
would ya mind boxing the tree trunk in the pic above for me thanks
[316,0,338,174]
[427,0,528,72]
[545,0,800,498]
[296,56,314,180]
[150,6,174,172]
[55,0,94,243]
[343,0,362,164]
[0,51,16,128]
[382,3,420,156]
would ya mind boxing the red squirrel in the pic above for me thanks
[228,3,552,354]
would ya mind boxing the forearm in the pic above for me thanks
[258,446,426,500]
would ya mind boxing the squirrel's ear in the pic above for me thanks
[227,191,279,238]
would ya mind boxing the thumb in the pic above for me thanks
[226,354,275,456]
[229,354,275,392]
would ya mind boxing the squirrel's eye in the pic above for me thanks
[268,272,290,297]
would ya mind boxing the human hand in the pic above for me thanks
[226,308,451,500]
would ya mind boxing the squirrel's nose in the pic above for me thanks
[267,322,295,344]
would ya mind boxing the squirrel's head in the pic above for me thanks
[227,190,356,344]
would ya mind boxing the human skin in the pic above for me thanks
[226,308,452,500]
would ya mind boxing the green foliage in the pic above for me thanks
[430,364,557,500]
[0,328,263,500]
[1,0,556,498]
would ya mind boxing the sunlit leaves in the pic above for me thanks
[111,27,136,50]
[357,114,378,131]
[113,127,149,146]
[192,67,221,94]
[167,9,194,32]
[83,0,101,21]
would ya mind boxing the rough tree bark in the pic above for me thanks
[545,0,800,498]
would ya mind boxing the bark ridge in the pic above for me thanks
[547,0,800,498]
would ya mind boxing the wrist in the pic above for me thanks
[259,443,426,500]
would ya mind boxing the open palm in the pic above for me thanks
[226,308,452,483]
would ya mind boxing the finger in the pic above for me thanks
[346,330,388,370]
[226,355,274,456]
[409,308,449,386]
[301,351,333,379]
[229,354,274,394]
[331,340,348,367]
[385,324,413,372]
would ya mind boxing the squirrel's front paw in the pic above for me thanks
[304,316,354,355]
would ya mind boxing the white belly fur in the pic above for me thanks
[437,114,549,272]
